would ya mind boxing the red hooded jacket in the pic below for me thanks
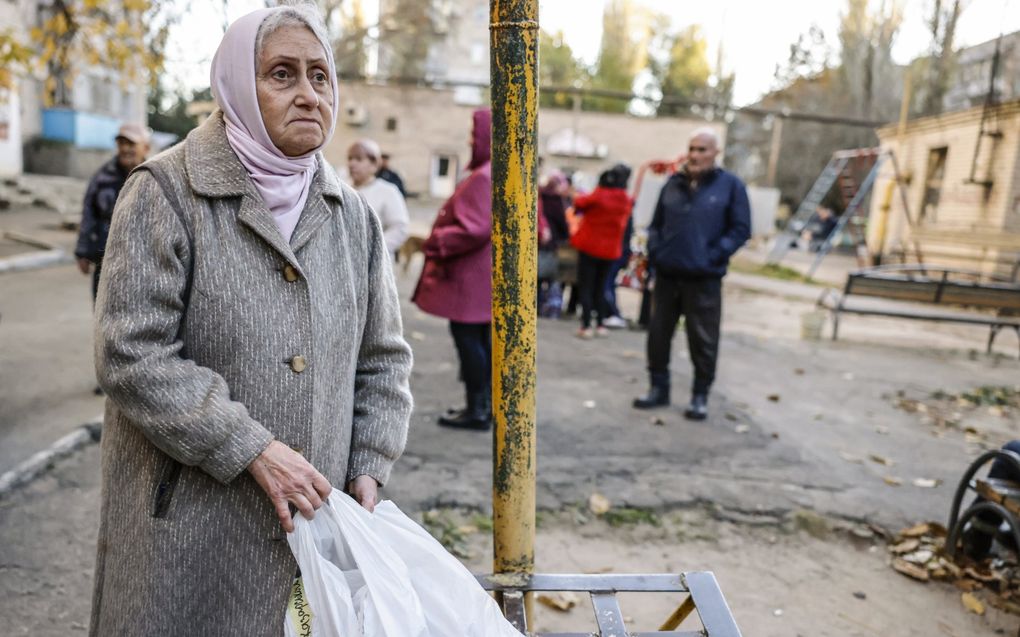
[570,186,632,261]
[413,109,493,323]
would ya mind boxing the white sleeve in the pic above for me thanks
[380,184,410,253]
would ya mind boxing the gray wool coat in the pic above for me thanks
[89,112,413,636]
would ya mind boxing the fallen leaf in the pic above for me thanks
[892,558,930,582]
[767,394,781,402]
[963,566,999,583]
[902,549,935,565]
[794,368,805,375]
[853,591,867,600]
[869,454,894,466]
[891,539,920,554]
[953,579,980,592]
[839,451,864,464]
[724,412,738,421]
[735,424,750,434]
[588,493,611,515]
[771,432,780,439]
[913,478,942,488]
[900,522,932,538]
[961,592,985,615]
[884,476,903,486]
[650,417,665,426]
[537,592,579,612]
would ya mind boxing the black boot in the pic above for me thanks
[633,380,670,409]
[439,389,492,431]
[684,393,708,421]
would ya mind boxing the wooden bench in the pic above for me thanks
[817,265,1020,356]
[946,449,1020,559]
[477,572,742,636]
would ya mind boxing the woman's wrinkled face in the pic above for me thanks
[346,146,377,185]
[256,25,334,157]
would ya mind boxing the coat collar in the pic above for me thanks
[184,111,343,202]
[184,111,344,263]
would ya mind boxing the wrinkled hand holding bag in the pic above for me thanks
[285,489,523,637]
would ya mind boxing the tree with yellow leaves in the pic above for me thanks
[9,0,174,105]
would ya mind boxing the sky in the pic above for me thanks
[165,0,1020,106]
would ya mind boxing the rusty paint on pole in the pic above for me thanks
[489,0,538,580]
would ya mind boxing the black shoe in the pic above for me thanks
[438,411,491,431]
[633,384,670,409]
[438,390,492,431]
[684,393,708,420]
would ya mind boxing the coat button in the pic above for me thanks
[282,264,299,282]
[289,355,307,373]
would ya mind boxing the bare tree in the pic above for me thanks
[920,0,965,115]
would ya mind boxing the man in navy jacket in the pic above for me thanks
[633,129,751,420]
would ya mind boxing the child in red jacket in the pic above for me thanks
[570,164,632,338]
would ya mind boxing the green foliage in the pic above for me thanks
[603,508,661,528]
[147,85,209,138]
[28,0,175,106]
[0,31,32,95]
[588,0,652,113]
[932,386,1020,408]
[421,509,475,559]
[539,29,589,109]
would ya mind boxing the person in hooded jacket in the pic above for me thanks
[569,163,633,339]
[413,109,494,431]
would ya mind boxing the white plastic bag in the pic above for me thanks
[285,489,522,637]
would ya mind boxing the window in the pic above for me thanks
[921,147,948,223]
[437,156,450,177]
[385,117,398,132]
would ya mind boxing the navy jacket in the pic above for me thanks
[75,158,129,262]
[647,167,751,278]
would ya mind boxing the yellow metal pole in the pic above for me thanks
[871,69,912,263]
[489,0,538,606]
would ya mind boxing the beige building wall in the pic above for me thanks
[324,81,724,200]
[868,99,1020,277]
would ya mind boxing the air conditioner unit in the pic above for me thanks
[343,104,368,127]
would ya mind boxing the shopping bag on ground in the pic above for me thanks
[285,489,523,637]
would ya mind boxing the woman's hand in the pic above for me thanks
[347,474,379,513]
[248,441,332,532]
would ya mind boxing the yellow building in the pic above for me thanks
[868,99,1020,279]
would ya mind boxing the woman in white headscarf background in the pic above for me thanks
[346,137,410,255]
[88,4,412,635]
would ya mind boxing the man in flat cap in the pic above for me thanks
[75,122,150,393]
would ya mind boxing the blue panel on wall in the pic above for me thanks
[75,112,120,149]
[41,108,120,149]
[41,108,76,143]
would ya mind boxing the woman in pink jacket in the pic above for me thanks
[413,109,493,431]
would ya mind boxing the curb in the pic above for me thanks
[0,249,73,275]
[0,418,103,499]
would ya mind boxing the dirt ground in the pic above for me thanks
[2,183,1020,635]
[2,443,1015,636]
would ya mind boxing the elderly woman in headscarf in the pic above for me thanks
[88,4,413,635]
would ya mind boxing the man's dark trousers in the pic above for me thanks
[646,273,721,394]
